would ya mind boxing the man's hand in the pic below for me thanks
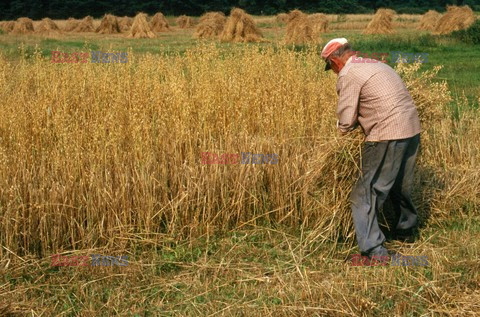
[337,120,358,136]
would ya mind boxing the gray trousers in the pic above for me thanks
[350,133,420,254]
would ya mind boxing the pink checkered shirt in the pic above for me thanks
[336,56,421,142]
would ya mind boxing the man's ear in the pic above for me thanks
[341,52,351,63]
[331,56,345,72]
[329,56,340,68]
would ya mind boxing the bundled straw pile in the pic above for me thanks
[96,14,120,34]
[176,15,195,28]
[36,17,61,35]
[276,13,288,24]
[285,10,315,44]
[150,12,170,32]
[0,21,15,33]
[434,5,476,34]
[308,13,329,35]
[64,18,79,32]
[194,12,226,39]
[128,13,155,38]
[73,16,95,32]
[118,16,133,32]
[363,8,396,34]
[12,17,35,34]
[417,10,442,31]
[220,8,263,43]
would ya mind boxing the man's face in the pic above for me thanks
[327,56,344,75]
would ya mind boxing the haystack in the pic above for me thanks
[363,8,396,34]
[0,21,15,33]
[118,16,133,32]
[417,10,441,31]
[64,18,79,32]
[36,18,61,35]
[11,17,35,34]
[150,12,170,32]
[220,8,263,43]
[434,5,476,34]
[128,13,155,38]
[276,13,288,24]
[176,15,195,28]
[285,10,315,44]
[73,16,94,32]
[194,12,226,39]
[309,13,329,35]
[96,14,120,34]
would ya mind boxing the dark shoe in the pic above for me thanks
[366,246,390,266]
[368,245,389,258]
[348,245,391,266]
[357,245,389,266]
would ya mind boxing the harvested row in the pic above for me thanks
[220,8,263,43]
[276,13,288,24]
[150,12,170,32]
[118,16,133,31]
[309,13,329,35]
[363,8,396,34]
[285,10,315,44]
[0,21,16,32]
[417,10,441,31]
[176,15,195,28]
[36,17,61,35]
[434,5,476,34]
[73,16,95,32]
[129,12,155,38]
[194,12,226,39]
[96,14,120,34]
[11,17,35,34]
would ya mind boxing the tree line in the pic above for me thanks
[1,0,479,20]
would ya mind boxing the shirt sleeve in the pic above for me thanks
[336,74,361,133]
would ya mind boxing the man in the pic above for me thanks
[321,38,421,258]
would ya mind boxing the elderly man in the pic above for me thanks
[321,38,421,258]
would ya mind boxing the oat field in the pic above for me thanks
[0,13,479,316]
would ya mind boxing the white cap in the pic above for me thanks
[321,38,348,59]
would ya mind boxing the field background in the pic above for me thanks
[1,14,479,100]
[0,13,479,316]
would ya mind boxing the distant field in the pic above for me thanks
[1,14,479,102]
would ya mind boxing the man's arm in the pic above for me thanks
[336,74,361,135]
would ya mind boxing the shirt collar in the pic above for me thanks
[345,55,353,66]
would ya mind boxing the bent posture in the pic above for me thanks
[321,38,421,258]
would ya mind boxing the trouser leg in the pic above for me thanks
[389,133,420,230]
[350,137,412,254]
[350,141,389,254]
